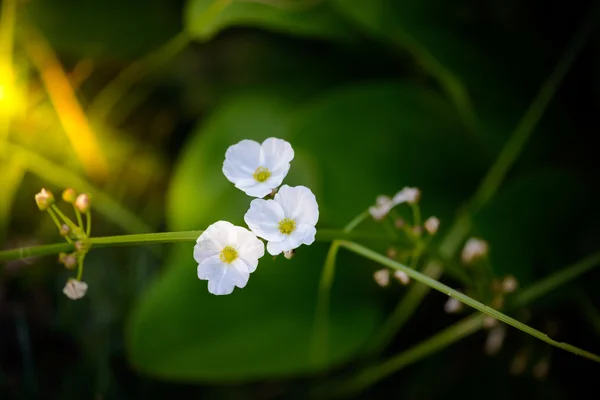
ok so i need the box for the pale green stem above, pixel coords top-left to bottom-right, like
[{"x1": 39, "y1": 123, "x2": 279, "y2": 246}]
[
  {"x1": 338, "y1": 241, "x2": 600, "y2": 363},
  {"x1": 85, "y1": 211, "x2": 92, "y2": 237},
  {"x1": 0, "y1": 229, "x2": 398, "y2": 263},
  {"x1": 73, "y1": 205, "x2": 84, "y2": 233},
  {"x1": 335, "y1": 249, "x2": 600, "y2": 395},
  {"x1": 50, "y1": 205, "x2": 80, "y2": 234},
  {"x1": 364, "y1": 261, "x2": 442, "y2": 357},
  {"x1": 76, "y1": 255, "x2": 83, "y2": 281},
  {"x1": 46, "y1": 208, "x2": 73, "y2": 244}
]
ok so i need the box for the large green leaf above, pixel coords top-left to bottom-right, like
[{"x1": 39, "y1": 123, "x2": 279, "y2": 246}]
[
  {"x1": 184, "y1": 0, "x2": 356, "y2": 42},
  {"x1": 127, "y1": 82, "x2": 487, "y2": 381}
]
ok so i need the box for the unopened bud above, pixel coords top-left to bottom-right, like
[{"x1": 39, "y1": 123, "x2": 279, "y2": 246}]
[
  {"x1": 74, "y1": 193, "x2": 91, "y2": 213},
  {"x1": 510, "y1": 349, "x2": 529, "y2": 375},
  {"x1": 502, "y1": 275, "x2": 518, "y2": 293},
  {"x1": 59, "y1": 253, "x2": 77, "y2": 269},
  {"x1": 62, "y1": 188, "x2": 77, "y2": 203},
  {"x1": 386, "y1": 247, "x2": 397, "y2": 259},
  {"x1": 59, "y1": 224, "x2": 71, "y2": 237},
  {"x1": 283, "y1": 249, "x2": 295, "y2": 260},
  {"x1": 484, "y1": 325, "x2": 506, "y2": 355},
  {"x1": 35, "y1": 188, "x2": 55, "y2": 211},
  {"x1": 373, "y1": 269, "x2": 390, "y2": 287},
  {"x1": 424, "y1": 216, "x2": 440, "y2": 235},
  {"x1": 461, "y1": 237, "x2": 489, "y2": 264},
  {"x1": 75, "y1": 240, "x2": 90, "y2": 253},
  {"x1": 63, "y1": 279, "x2": 88, "y2": 300},
  {"x1": 393, "y1": 270, "x2": 410, "y2": 285},
  {"x1": 444, "y1": 297, "x2": 463, "y2": 313},
  {"x1": 483, "y1": 315, "x2": 498, "y2": 329},
  {"x1": 393, "y1": 187, "x2": 421, "y2": 205}
]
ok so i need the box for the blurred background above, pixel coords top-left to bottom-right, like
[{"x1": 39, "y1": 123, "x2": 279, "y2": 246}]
[{"x1": 1, "y1": 0, "x2": 600, "y2": 398}]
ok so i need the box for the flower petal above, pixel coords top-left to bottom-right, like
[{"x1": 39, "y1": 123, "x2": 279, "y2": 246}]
[
  {"x1": 223, "y1": 139, "x2": 261, "y2": 185},
  {"x1": 244, "y1": 199, "x2": 286, "y2": 241},
  {"x1": 234, "y1": 226, "x2": 265, "y2": 273},
  {"x1": 261, "y1": 137, "x2": 294, "y2": 172},
  {"x1": 194, "y1": 221, "x2": 236, "y2": 264},
  {"x1": 239, "y1": 182, "x2": 276, "y2": 198},
  {"x1": 265, "y1": 224, "x2": 316, "y2": 255},
  {"x1": 205, "y1": 259, "x2": 250, "y2": 295},
  {"x1": 274, "y1": 185, "x2": 319, "y2": 225}
]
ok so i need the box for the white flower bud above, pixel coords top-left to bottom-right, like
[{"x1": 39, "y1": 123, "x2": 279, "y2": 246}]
[
  {"x1": 75, "y1": 193, "x2": 92, "y2": 213},
  {"x1": 373, "y1": 269, "x2": 390, "y2": 287},
  {"x1": 283, "y1": 249, "x2": 295, "y2": 259},
  {"x1": 461, "y1": 237, "x2": 489, "y2": 264},
  {"x1": 444, "y1": 297, "x2": 463, "y2": 313},
  {"x1": 63, "y1": 279, "x2": 88, "y2": 300},
  {"x1": 424, "y1": 216, "x2": 440, "y2": 235},
  {"x1": 502, "y1": 275, "x2": 518, "y2": 293},
  {"x1": 392, "y1": 187, "x2": 420, "y2": 205},
  {"x1": 484, "y1": 325, "x2": 506, "y2": 355},
  {"x1": 35, "y1": 188, "x2": 55, "y2": 210},
  {"x1": 483, "y1": 315, "x2": 498, "y2": 329},
  {"x1": 393, "y1": 270, "x2": 410, "y2": 285}
]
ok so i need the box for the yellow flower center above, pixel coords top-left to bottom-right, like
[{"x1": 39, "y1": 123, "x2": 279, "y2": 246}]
[
  {"x1": 253, "y1": 166, "x2": 271, "y2": 183},
  {"x1": 219, "y1": 246, "x2": 238, "y2": 264},
  {"x1": 278, "y1": 218, "x2": 296, "y2": 235}
]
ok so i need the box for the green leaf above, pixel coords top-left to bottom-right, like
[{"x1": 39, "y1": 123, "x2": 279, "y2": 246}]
[
  {"x1": 184, "y1": 0, "x2": 356, "y2": 42},
  {"x1": 26, "y1": 0, "x2": 181, "y2": 59},
  {"x1": 127, "y1": 82, "x2": 487, "y2": 381}
]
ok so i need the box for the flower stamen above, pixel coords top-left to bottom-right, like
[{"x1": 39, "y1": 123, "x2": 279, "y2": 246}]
[
  {"x1": 219, "y1": 245, "x2": 238, "y2": 264},
  {"x1": 278, "y1": 218, "x2": 296, "y2": 235},
  {"x1": 252, "y1": 167, "x2": 271, "y2": 183}
]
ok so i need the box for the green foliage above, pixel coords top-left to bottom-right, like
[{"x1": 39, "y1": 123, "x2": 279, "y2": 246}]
[
  {"x1": 184, "y1": 0, "x2": 356, "y2": 42},
  {"x1": 127, "y1": 82, "x2": 487, "y2": 380}
]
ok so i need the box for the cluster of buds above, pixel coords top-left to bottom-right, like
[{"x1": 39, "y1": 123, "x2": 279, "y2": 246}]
[
  {"x1": 373, "y1": 268, "x2": 411, "y2": 287},
  {"x1": 368, "y1": 187, "x2": 421, "y2": 221},
  {"x1": 35, "y1": 188, "x2": 93, "y2": 300}
]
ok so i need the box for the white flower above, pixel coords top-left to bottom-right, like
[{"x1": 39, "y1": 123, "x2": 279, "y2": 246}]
[
  {"x1": 194, "y1": 221, "x2": 265, "y2": 295},
  {"x1": 222, "y1": 137, "x2": 294, "y2": 198},
  {"x1": 392, "y1": 187, "x2": 420, "y2": 205},
  {"x1": 244, "y1": 185, "x2": 318, "y2": 256},
  {"x1": 461, "y1": 237, "x2": 489, "y2": 264},
  {"x1": 63, "y1": 279, "x2": 88, "y2": 300}
]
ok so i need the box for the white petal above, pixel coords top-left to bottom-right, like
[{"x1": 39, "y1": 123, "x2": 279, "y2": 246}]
[
  {"x1": 265, "y1": 224, "x2": 315, "y2": 255},
  {"x1": 222, "y1": 139, "x2": 261, "y2": 185},
  {"x1": 239, "y1": 182, "x2": 276, "y2": 198},
  {"x1": 233, "y1": 226, "x2": 265, "y2": 273},
  {"x1": 244, "y1": 199, "x2": 286, "y2": 241},
  {"x1": 206, "y1": 259, "x2": 250, "y2": 295},
  {"x1": 274, "y1": 185, "x2": 319, "y2": 225},
  {"x1": 197, "y1": 254, "x2": 226, "y2": 281},
  {"x1": 261, "y1": 138, "x2": 294, "y2": 172},
  {"x1": 194, "y1": 221, "x2": 235, "y2": 264}
]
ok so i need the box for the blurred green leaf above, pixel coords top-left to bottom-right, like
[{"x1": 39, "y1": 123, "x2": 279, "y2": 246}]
[
  {"x1": 26, "y1": 0, "x2": 181, "y2": 59},
  {"x1": 127, "y1": 82, "x2": 488, "y2": 381},
  {"x1": 184, "y1": 0, "x2": 356, "y2": 42}
]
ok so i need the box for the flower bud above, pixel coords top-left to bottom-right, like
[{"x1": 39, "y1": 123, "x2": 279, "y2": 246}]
[
  {"x1": 424, "y1": 216, "x2": 440, "y2": 235},
  {"x1": 60, "y1": 253, "x2": 77, "y2": 269},
  {"x1": 35, "y1": 188, "x2": 55, "y2": 211},
  {"x1": 75, "y1": 240, "x2": 90, "y2": 253},
  {"x1": 62, "y1": 188, "x2": 77, "y2": 203},
  {"x1": 484, "y1": 325, "x2": 506, "y2": 355},
  {"x1": 461, "y1": 237, "x2": 489, "y2": 264},
  {"x1": 283, "y1": 249, "x2": 295, "y2": 260},
  {"x1": 373, "y1": 269, "x2": 390, "y2": 287},
  {"x1": 444, "y1": 297, "x2": 463, "y2": 313},
  {"x1": 502, "y1": 275, "x2": 518, "y2": 293},
  {"x1": 393, "y1": 187, "x2": 421, "y2": 205},
  {"x1": 74, "y1": 193, "x2": 91, "y2": 213},
  {"x1": 393, "y1": 270, "x2": 410, "y2": 285},
  {"x1": 63, "y1": 279, "x2": 88, "y2": 300},
  {"x1": 59, "y1": 224, "x2": 71, "y2": 237}
]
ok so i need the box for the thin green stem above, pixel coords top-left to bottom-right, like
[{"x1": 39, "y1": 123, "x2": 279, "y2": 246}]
[
  {"x1": 50, "y1": 205, "x2": 79, "y2": 233},
  {"x1": 410, "y1": 204, "x2": 421, "y2": 234},
  {"x1": 0, "y1": 229, "x2": 403, "y2": 263},
  {"x1": 339, "y1": 241, "x2": 600, "y2": 363},
  {"x1": 73, "y1": 205, "x2": 84, "y2": 233},
  {"x1": 85, "y1": 211, "x2": 92, "y2": 237},
  {"x1": 364, "y1": 261, "x2": 442, "y2": 357},
  {"x1": 344, "y1": 210, "x2": 370, "y2": 232},
  {"x1": 47, "y1": 208, "x2": 73, "y2": 244},
  {"x1": 76, "y1": 256, "x2": 83, "y2": 281}
]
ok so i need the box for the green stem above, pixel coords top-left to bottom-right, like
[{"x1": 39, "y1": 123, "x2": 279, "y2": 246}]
[
  {"x1": 0, "y1": 229, "x2": 401, "y2": 263},
  {"x1": 85, "y1": 211, "x2": 92, "y2": 237},
  {"x1": 46, "y1": 208, "x2": 72, "y2": 244},
  {"x1": 333, "y1": 247, "x2": 600, "y2": 396},
  {"x1": 339, "y1": 241, "x2": 600, "y2": 363},
  {"x1": 51, "y1": 205, "x2": 79, "y2": 233},
  {"x1": 73, "y1": 205, "x2": 84, "y2": 233},
  {"x1": 76, "y1": 255, "x2": 83, "y2": 281}
]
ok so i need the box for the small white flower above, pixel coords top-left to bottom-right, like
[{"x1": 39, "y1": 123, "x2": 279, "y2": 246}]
[
  {"x1": 194, "y1": 221, "x2": 265, "y2": 295},
  {"x1": 501, "y1": 275, "x2": 518, "y2": 293},
  {"x1": 392, "y1": 187, "x2": 420, "y2": 205},
  {"x1": 461, "y1": 237, "x2": 489, "y2": 264},
  {"x1": 63, "y1": 279, "x2": 88, "y2": 300},
  {"x1": 424, "y1": 216, "x2": 440, "y2": 235},
  {"x1": 223, "y1": 137, "x2": 294, "y2": 198},
  {"x1": 393, "y1": 270, "x2": 410, "y2": 285},
  {"x1": 373, "y1": 269, "x2": 390, "y2": 287},
  {"x1": 244, "y1": 185, "x2": 318, "y2": 256},
  {"x1": 484, "y1": 325, "x2": 506, "y2": 355}
]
